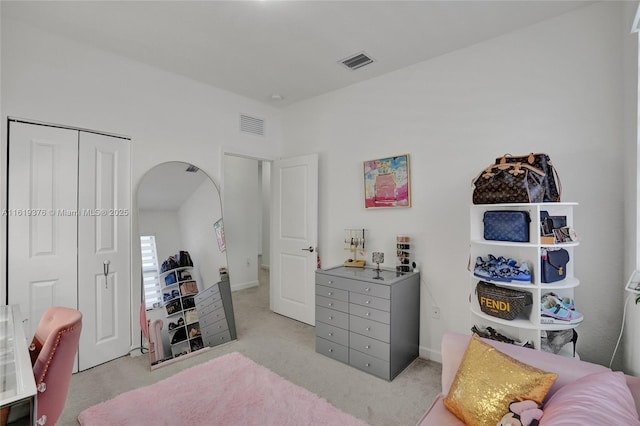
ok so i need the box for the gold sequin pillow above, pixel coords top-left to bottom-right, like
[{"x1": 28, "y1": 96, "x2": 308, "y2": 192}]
[{"x1": 443, "y1": 335, "x2": 557, "y2": 426}]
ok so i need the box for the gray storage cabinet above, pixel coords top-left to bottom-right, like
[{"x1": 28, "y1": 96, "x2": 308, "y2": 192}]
[
  {"x1": 195, "y1": 280, "x2": 237, "y2": 348},
  {"x1": 315, "y1": 266, "x2": 420, "y2": 380}
]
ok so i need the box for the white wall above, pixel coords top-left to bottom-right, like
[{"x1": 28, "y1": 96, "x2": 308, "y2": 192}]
[
  {"x1": 261, "y1": 161, "x2": 272, "y2": 268},
  {"x1": 178, "y1": 178, "x2": 226, "y2": 290},
  {"x1": 223, "y1": 155, "x2": 260, "y2": 290},
  {"x1": 282, "y1": 2, "x2": 627, "y2": 366},
  {"x1": 0, "y1": 17, "x2": 282, "y2": 346},
  {"x1": 623, "y1": 1, "x2": 640, "y2": 374},
  {"x1": 138, "y1": 210, "x2": 183, "y2": 262}
]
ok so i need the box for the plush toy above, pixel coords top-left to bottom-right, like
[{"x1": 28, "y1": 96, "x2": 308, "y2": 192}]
[{"x1": 497, "y1": 400, "x2": 543, "y2": 426}]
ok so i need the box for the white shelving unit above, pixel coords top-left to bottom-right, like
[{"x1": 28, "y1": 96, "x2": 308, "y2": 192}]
[
  {"x1": 469, "y1": 202, "x2": 580, "y2": 357},
  {"x1": 159, "y1": 266, "x2": 204, "y2": 357}
]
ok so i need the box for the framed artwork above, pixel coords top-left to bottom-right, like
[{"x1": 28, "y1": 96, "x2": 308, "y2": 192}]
[
  {"x1": 214, "y1": 218, "x2": 226, "y2": 252},
  {"x1": 364, "y1": 154, "x2": 411, "y2": 208}
]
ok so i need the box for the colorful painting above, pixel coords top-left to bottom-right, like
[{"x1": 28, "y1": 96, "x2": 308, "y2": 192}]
[{"x1": 364, "y1": 154, "x2": 411, "y2": 208}]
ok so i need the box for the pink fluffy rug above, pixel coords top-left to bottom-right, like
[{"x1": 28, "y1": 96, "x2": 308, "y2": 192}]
[{"x1": 78, "y1": 352, "x2": 367, "y2": 425}]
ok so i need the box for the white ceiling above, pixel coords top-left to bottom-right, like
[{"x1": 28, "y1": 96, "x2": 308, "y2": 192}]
[
  {"x1": 3, "y1": 1, "x2": 592, "y2": 108},
  {"x1": 137, "y1": 162, "x2": 210, "y2": 211}
]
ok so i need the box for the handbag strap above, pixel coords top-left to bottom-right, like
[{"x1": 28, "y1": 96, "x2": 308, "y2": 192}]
[{"x1": 474, "y1": 162, "x2": 546, "y2": 182}]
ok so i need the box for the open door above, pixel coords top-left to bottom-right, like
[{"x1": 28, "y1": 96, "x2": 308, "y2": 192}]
[{"x1": 270, "y1": 153, "x2": 318, "y2": 325}]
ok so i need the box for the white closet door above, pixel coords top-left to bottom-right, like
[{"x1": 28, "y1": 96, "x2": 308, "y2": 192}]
[
  {"x1": 7, "y1": 122, "x2": 79, "y2": 337},
  {"x1": 77, "y1": 131, "x2": 131, "y2": 370}
]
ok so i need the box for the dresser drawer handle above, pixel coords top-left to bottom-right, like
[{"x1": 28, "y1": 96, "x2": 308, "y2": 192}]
[
  {"x1": 365, "y1": 345, "x2": 370, "y2": 349},
  {"x1": 365, "y1": 300, "x2": 370, "y2": 304},
  {"x1": 327, "y1": 280, "x2": 334, "y2": 284},
  {"x1": 329, "y1": 348, "x2": 333, "y2": 353},
  {"x1": 328, "y1": 332, "x2": 333, "y2": 336},
  {"x1": 364, "y1": 287, "x2": 371, "y2": 292},
  {"x1": 365, "y1": 327, "x2": 371, "y2": 331},
  {"x1": 329, "y1": 316, "x2": 333, "y2": 320},
  {"x1": 327, "y1": 292, "x2": 333, "y2": 296},
  {"x1": 328, "y1": 303, "x2": 333, "y2": 307},
  {"x1": 365, "y1": 312, "x2": 370, "y2": 316},
  {"x1": 365, "y1": 363, "x2": 371, "y2": 367}
]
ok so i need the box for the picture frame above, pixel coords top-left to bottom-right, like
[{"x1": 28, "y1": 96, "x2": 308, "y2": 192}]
[
  {"x1": 364, "y1": 154, "x2": 411, "y2": 208},
  {"x1": 213, "y1": 218, "x2": 226, "y2": 252}
]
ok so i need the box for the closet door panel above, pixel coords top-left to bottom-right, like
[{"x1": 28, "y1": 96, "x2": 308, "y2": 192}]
[
  {"x1": 7, "y1": 122, "x2": 78, "y2": 337},
  {"x1": 77, "y1": 131, "x2": 131, "y2": 371}
]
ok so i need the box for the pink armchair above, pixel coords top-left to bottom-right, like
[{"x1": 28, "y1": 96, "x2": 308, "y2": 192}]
[{"x1": 30, "y1": 307, "x2": 82, "y2": 425}]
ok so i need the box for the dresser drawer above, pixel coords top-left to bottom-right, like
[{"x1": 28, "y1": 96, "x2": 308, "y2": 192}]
[
  {"x1": 199, "y1": 306, "x2": 226, "y2": 327},
  {"x1": 195, "y1": 291, "x2": 222, "y2": 310},
  {"x1": 350, "y1": 315, "x2": 390, "y2": 343},
  {"x1": 201, "y1": 317, "x2": 229, "y2": 338},
  {"x1": 349, "y1": 303, "x2": 390, "y2": 324},
  {"x1": 316, "y1": 337, "x2": 349, "y2": 364},
  {"x1": 316, "y1": 321, "x2": 349, "y2": 346},
  {"x1": 350, "y1": 292, "x2": 390, "y2": 312},
  {"x1": 347, "y1": 281, "x2": 390, "y2": 299},
  {"x1": 316, "y1": 295, "x2": 349, "y2": 313},
  {"x1": 316, "y1": 274, "x2": 350, "y2": 290},
  {"x1": 198, "y1": 298, "x2": 224, "y2": 317},
  {"x1": 349, "y1": 349, "x2": 390, "y2": 380},
  {"x1": 195, "y1": 285, "x2": 220, "y2": 304},
  {"x1": 315, "y1": 284, "x2": 348, "y2": 302},
  {"x1": 316, "y1": 306, "x2": 349, "y2": 329},
  {"x1": 350, "y1": 332, "x2": 390, "y2": 361},
  {"x1": 203, "y1": 330, "x2": 232, "y2": 348}
]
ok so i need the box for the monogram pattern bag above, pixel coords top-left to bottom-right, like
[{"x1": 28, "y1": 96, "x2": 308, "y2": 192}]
[
  {"x1": 483, "y1": 211, "x2": 531, "y2": 242},
  {"x1": 495, "y1": 153, "x2": 561, "y2": 202},
  {"x1": 476, "y1": 281, "x2": 533, "y2": 320},
  {"x1": 472, "y1": 162, "x2": 545, "y2": 204}
]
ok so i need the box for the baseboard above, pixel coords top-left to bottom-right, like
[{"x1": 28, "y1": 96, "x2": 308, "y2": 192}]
[
  {"x1": 419, "y1": 344, "x2": 442, "y2": 364},
  {"x1": 232, "y1": 280, "x2": 259, "y2": 291}
]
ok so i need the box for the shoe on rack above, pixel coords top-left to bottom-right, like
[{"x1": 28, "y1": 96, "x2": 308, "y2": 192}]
[
  {"x1": 542, "y1": 292, "x2": 574, "y2": 310},
  {"x1": 541, "y1": 295, "x2": 583, "y2": 323},
  {"x1": 473, "y1": 256, "x2": 508, "y2": 282}
]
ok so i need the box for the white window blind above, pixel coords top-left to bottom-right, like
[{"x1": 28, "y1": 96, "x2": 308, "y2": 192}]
[{"x1": 141, "y1": 235, "x2": 161, "y2": 310}]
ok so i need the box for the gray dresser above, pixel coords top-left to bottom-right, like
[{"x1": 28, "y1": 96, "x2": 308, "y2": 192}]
[
  {"x1": 195, "y1": 279, "x2": 237, "y2": 348},
  {"x1": 315, "y1": 266, "x2": 420, "y2": 380}
]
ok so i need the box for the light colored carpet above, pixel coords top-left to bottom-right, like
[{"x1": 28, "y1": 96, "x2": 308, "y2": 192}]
[
  {"x1": 78, "y1": 351, "x2": 367, "y2": 426},
  {"x1": 60, "y1": 267, "x2": 442, "y2": 426}
]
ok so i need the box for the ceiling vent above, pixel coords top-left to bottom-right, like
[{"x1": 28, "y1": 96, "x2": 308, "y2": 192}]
[
  {"x1": 340, "y1": 51, "x2": 375, "y2": 71},
  {"x1": 185, "y1": 164, "x2": 199, "y2": 173},
  {"x1": 240, "y1": 114, "x2": 265, "y2": 137}
]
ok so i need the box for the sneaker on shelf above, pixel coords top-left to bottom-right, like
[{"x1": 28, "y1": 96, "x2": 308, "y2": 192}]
[
  {"x1": 542, "y1": 292, "x2": 575, "y2": 310},
  {"x1": 541, "y1": 295, "x2": 583, "y2": 323}
]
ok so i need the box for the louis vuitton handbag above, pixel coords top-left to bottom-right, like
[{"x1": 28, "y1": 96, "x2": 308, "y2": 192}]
[
  {"x1": 472, "y1": 162, "x2": 545, "y2": 204},
  {"x1": 495, "y1": 153, "x2": 561, "y2": 202}
]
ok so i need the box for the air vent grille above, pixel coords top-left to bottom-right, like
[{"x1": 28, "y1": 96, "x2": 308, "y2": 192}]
[
  {"x1": 240, "y1": 114, "x2": 265, "y2": 136},
  {"x1": 340, "y1": 52, "x2": 375, "y2": 70}
]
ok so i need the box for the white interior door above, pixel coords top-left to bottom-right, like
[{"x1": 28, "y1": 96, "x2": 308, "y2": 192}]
[
  {"x1": 270, "y1": 153, "x2": 318, "y2": 325},
  {"x1": 78, "y1": 131, "x2": 131, "y2": 370},
  {"x1": 7, "y1": 122, "x2": 79, "y2": 337}
]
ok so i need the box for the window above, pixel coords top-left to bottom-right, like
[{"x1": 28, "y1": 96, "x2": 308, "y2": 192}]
[{"x1": 140, "y1": 235, "x2": 161, "y2": 310}]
